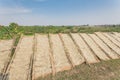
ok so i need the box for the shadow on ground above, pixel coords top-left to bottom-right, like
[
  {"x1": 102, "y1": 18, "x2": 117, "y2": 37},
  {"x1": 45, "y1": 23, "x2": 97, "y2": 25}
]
[{"x1": 0, "y1": 73, "x2": 9, "y2": 80}]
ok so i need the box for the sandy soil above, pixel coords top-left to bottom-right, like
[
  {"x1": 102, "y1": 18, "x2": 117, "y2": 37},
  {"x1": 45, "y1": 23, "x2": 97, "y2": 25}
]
[
  {"x1": 33, "y1": 34, "x2": 52, "y2": 79},
  {"x1": 89, "y1": 34, "x2": 119, "y2": 59},
  {"x1": 8, "y1": 36, "x2": 34, "y2": 80},
  {"x1": 71, "y1": 33, "x2": 99, "y2": 64},
  {"x1": 80, "y1": 33, "x2": 110, "y2": 60}
]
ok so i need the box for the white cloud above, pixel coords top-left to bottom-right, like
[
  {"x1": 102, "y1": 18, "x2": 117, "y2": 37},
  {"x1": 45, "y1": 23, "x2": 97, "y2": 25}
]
[
  {"x1": 0, "y1": 5, "x2": 120, "y2": 26},
  {"x1": 0, "y1": 7, "x2": 31, "y2": 14},
  {"x1": 1, "y1": 10, "x2": 120, "y2": 26}
]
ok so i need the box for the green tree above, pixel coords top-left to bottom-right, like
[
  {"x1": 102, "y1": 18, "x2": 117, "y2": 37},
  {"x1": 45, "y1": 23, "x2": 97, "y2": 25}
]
[{"x1": 8, "y1": 23, "x2": 23, "y2": 38}]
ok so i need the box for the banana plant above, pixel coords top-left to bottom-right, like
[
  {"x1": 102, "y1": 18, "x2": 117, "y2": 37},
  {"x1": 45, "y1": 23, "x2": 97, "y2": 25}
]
[{"x1": 0, "y1": 23, "x2": 23, "y2": 39}]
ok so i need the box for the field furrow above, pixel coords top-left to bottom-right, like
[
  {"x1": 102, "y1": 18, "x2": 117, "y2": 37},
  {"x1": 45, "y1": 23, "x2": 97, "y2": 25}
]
[
  {"x1": 113, "y1": 32, "x2": 120, "y2": 38},
  {"x1": 95, "y1": 32, "x2": 120, "y2": 56},
  {"x1": 89, "y1": 34, "x2": 119, "y2": 59},
  {"x1": 60, "y1": 34, "x2": 85, "y2": 66},
  {"x1": 6, "y1": 36, "x2": 34, "y2": 80},
  {"x1": 33, "y1": 34, "x2": 52, "y2": 80},
  {"x1": 80, "y1": 33, "x2": 110, "y2": 61},
  {"x1": 0, "y1": 39, "x2": 14, "y2": 79},
  {"x1": 1, "y1": 32, "x2": 120, "y2": 80},
  {"x1": 70, "y1": 33, "x2": 99, "y2": 64},
  {"x1": 50, "y1": 34, "x2": 71, "y2": 72},
  {"x1": 110, "y1": 33, "x2": 120, "y2": 42},
  {"x1": 103, "y1": 33, "x2": 120, "y2": 48}
]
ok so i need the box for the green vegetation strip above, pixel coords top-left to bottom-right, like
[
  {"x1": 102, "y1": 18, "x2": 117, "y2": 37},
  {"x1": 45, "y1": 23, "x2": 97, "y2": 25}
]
[{"x1": 1, "y1": 23, "x2": 120, "y2": 40}]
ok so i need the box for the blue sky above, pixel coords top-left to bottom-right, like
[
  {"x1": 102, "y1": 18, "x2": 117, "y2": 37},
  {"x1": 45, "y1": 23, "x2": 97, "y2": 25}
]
[{"x1": 0, "y1": 0, "x2": 120, "y2": 25}]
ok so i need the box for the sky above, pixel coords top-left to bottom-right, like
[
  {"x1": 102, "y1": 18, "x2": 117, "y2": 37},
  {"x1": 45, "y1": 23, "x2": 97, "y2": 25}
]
[{"x1": 0, "y1": 0, "x2": 120, "y2": 26}]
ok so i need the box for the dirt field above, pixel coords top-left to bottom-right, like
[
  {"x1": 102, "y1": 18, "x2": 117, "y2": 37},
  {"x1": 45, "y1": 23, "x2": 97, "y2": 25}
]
[{"x1": 0, "y1": 32, "x2": 120, "y2": 80}]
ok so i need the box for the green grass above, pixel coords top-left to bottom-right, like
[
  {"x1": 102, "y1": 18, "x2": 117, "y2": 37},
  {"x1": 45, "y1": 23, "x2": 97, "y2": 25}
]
[
  {"x1": 0, "y1": 25, "x2": 120, "y2": 39},
  {"x1": 36, "y1": 59, "x2": 120, "y2": 80}
]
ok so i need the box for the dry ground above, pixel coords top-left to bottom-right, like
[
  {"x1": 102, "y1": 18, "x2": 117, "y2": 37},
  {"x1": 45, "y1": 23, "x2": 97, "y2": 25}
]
[{"x1": 0, "y1": 32, "x2": 120, "y2": 80}]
